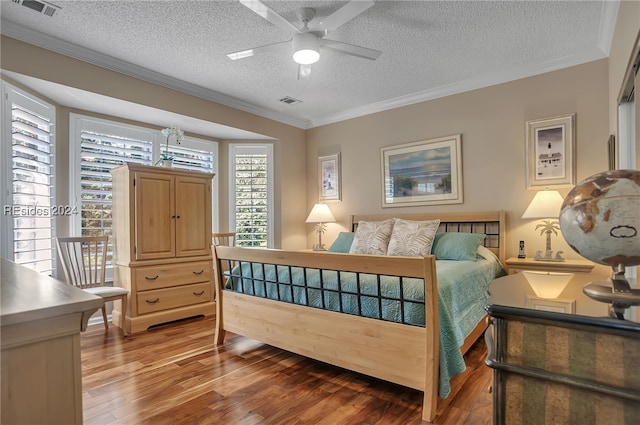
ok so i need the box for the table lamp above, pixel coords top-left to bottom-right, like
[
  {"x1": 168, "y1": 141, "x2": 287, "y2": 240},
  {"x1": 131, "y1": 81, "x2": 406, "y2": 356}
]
[
  {"x1": 305, "y1": 203, "x2": 335, "y2": 251},
  {"x1": 522, "y1": 189, "x2": 565, "y2": 261}
]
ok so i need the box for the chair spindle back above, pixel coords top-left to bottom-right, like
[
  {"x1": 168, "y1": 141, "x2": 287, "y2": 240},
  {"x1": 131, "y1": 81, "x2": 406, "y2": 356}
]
[{"x1": 56, "y1": 236, "x2": 108, "y2": 289}]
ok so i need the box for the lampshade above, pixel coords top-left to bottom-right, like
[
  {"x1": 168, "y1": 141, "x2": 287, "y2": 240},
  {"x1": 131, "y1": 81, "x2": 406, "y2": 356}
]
[
  {"x1": 523, "y1": 271, "x2": 573, "y2": 298},
  {"x1": 293, "y1": 33, "x2": 320, "y2": 65},
  {"x1": 522, "y1": 189, "x2": 564, "y2": 219},
  {"x1": 305, "y1": 203, "x2": 335, "y2": 224}
]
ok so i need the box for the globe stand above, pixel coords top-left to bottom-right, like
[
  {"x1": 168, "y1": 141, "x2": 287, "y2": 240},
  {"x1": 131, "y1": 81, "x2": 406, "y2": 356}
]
[{"x1": 583, "y1": 265, "x2": 640, "y2": 320}]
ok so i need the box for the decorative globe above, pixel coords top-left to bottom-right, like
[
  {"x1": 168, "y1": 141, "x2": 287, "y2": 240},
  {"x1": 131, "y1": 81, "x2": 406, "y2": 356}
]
[{"x1": 559, "y1": 169, "x2": 640, "y2": 269}]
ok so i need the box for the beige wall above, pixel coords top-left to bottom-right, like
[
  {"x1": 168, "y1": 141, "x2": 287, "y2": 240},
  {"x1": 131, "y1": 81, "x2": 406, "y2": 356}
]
[
  {"x1": 306, "y1": 59, "x2": 611, "y2": 264},
  {"x1": 1, "y1": 36, "x2": 307, "y2": 249}
]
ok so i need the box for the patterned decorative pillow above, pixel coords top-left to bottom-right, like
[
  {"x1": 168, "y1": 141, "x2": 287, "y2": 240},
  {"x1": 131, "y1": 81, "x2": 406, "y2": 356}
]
[
  {"x1": 387, "y1": 218, "x2": 441, "y2": 257},
  {"x1": 349, "y1": 218, "x2": 395, "y2": 255}
]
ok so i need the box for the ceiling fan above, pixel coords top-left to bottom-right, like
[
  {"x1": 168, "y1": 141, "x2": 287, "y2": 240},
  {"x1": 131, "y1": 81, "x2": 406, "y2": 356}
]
[{"x1": 228, "y1": 0, "x2": 382, "y2": 79}]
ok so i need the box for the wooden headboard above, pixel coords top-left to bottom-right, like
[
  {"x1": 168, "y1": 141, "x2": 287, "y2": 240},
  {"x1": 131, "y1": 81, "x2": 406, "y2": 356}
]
[{"x1": 350, "y1": 210, "x2": 506, "y2": 264}]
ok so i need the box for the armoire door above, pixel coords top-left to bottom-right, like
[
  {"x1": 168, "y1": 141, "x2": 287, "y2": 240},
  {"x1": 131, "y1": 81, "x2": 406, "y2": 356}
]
[
  {"x1": 134, "y1": 171, "x2": 175, "y2": 260},
  {"x1": 175, "y1": 175, "x2": 212, "y2": 257}
]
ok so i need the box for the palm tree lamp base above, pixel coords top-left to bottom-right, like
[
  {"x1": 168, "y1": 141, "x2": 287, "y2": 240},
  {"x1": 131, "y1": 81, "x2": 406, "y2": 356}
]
[{"x1": 533, "y1": 230, "x2": 565, "y2": 261}]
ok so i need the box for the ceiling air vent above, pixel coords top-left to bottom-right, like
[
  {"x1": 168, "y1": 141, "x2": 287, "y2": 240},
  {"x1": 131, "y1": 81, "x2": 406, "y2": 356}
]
[
  {"x1": 12, "y1": 0, "x2": 61, "y2": 17},
  {"x1": 278, "y1": 96, "x2": 302, "y2": 105}
]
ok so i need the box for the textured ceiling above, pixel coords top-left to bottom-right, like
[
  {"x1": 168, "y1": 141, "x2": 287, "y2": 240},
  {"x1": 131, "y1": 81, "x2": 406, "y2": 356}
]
[{"x1": 0, "y1": 0, "x2": 617, "y2": 132}]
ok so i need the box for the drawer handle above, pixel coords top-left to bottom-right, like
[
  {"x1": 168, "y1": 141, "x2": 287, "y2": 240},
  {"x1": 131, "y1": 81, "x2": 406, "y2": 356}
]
[
  {"x1": 145, "y1": 275, "x2": 159, "y2": 281},
  {"x1": 192, "y1": 270, "x2": 204, "y2": 275},
  {"x1": 193, "y1": 290, "x2": 205, "y2": 296},
  {"x1": 145, "y1": 298, "x2": 160, "y2": 304}
]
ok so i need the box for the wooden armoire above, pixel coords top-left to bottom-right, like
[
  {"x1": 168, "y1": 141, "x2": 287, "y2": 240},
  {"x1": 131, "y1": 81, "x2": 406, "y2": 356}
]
[{"x1": 111, "y1": 164, "x2": 215, "y2": 334}]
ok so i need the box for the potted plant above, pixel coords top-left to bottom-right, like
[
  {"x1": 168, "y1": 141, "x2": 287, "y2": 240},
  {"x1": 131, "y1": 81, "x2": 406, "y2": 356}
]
[{"x1": 157, "y1": 125, "x2": 184, "y2": 166}]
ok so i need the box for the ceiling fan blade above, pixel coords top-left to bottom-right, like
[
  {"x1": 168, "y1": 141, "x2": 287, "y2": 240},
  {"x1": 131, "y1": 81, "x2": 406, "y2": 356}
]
[
  {"x1": 321, "y1": 39, "x2": 382, "y2": 61},
  {"x1": 239, "y1": 0, "x2": 300, "y2": 34},
  {"x1": 317, "y1": 0, "x2": 374, "y2": 31},
  {"x1": 227, "y1": 40, "x2": 290, "y2": 60}
]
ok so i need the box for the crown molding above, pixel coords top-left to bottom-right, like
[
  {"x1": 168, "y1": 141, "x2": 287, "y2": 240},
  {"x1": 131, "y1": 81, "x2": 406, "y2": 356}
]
[
  {"x1": 597, "y1": 0, "x2": 620, "y2": 55},
  {"x1": 309, "y1": 47, "x2": 609, "y2": 128},
  {"x1": 0, "y1": 20, "x2": 312, "y2": 130}
]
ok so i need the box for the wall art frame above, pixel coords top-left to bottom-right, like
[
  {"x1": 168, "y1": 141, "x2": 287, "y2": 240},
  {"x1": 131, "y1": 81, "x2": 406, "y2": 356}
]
[
  {"x1": 318, "y1": 153, "x2": 341, "y2": 201},
  {"x1": 607, "y1": 134, "x2": 616, "y2": 170},
  {"x1": 381, "y1": 134, "x2": 463, "y2": 208},
  {"x1": 525, "y1": 114, "x2": 575, "y2": 189}
]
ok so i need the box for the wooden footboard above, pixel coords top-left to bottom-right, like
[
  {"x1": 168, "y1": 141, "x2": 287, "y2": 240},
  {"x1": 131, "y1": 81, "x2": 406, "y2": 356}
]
[
  {"x1": 213, "y1": 247, "x2": 440, "y2": 422},
  {"x1": 212, "y1": 210, "x2": 505, "y2": 422}
]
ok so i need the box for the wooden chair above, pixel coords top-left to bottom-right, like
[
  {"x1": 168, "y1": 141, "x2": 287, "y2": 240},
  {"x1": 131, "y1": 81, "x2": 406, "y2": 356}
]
[
  {"x1": 212, "y1": 233, "x2": 236, "y2": 279},
  {"x1": 56, "y1": 235, "x2": 129, "y2": 336},
  {"x1": 212, "y1": 232, "x2": 236, "y2": 247}
]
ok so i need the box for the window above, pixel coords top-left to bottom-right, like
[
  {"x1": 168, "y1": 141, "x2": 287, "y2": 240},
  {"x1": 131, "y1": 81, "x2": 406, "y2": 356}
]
[
  {"x1": 70, "y1": 115, "x2": 218, "y2": 244},
  {"x1": 70, "y1": 115, "x2": 155, "y2": 241},
  {"x1": 163, "y1": 138, "x2": 215, "y2": 174},
  {"x1": 1, "y1": 83, "x2": 56, "y2": 274},
  {"x1": 229, "y1": 144, "x2": 274, "y2": 248}
]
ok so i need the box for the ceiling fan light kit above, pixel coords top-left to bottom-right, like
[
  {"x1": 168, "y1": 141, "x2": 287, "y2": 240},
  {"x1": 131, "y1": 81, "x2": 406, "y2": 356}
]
[
  {"x1": 231, "y1": 0, "x2": 380, "y2": 75},
  {"x1": 292, "y1": 33, "x2": 320, "y2": 65}
]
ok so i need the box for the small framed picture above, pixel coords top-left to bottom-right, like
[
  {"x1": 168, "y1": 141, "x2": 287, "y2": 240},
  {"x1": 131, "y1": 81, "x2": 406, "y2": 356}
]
[
  {"x1": 318, "y1": 153, "x2": 341, "y2": 201},
  {"x1": 381, "y1": 134, "x2": 463, "y2": 208},
  {"x1": 525, "y1": 114, "x2": 575, "y2": 189},
  {"x1": 526, "y1": 295, "x2": 575, "y2": 314}
]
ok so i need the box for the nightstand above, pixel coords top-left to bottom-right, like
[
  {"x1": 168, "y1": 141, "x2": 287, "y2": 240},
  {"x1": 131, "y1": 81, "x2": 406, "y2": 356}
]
[
  {"x1": 505, "y1": 257, "x2": 594, "y2": 274},
  {"x1": 485, "y1": 273, "x2": 640, "y2": 423}
]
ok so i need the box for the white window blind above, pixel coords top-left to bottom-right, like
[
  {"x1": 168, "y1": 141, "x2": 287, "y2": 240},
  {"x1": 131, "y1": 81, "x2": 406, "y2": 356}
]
[
  {"x1": 162, "y1": 143, "x2": 214, "y2": 174},
  {"x1": 1, "y1": 83, "x2": 56, "y2": 274},
  {"x1": 229, "y1": 144, "x2": 273, "y2": 248},
  {"x1": 79, "y1": 129, "x2": 153, "y2": 239},
  {"x1": 71, "y1": 115, "x2": 218, "y2": 243}
]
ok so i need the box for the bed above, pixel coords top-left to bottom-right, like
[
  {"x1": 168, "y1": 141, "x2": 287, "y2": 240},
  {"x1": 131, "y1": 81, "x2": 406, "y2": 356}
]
[{"x1": 212, "y1": 211, "x2": 506, "y2": 422}]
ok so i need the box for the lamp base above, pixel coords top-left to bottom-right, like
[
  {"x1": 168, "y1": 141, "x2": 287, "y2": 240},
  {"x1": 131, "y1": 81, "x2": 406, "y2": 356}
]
[
  {"x1": 534, "y1": 250, "x2": 565, "y2": 262},
  {"x1": 312, "y1": 244, "x2": 326, "y2": 251}
]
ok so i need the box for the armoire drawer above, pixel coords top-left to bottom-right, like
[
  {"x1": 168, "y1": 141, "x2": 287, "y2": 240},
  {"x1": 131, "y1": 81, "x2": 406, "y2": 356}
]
[
  {"x1": 134, "y1": 261, "x2": 212, "y2": 291},
  {"x1": 137, "y1": 282, "x2": 212, "y2": 315}
]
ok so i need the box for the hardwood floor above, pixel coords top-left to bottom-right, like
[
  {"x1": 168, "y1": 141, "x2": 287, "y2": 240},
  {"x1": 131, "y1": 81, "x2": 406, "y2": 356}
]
[{"x1": 81, "y1": 316, "x2": 492, "y2": 424}]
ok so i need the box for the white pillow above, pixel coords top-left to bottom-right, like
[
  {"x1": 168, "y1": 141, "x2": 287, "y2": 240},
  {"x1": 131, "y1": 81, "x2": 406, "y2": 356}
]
[
  {"x1": 476, "y1": 244, "x2": 505, "y2": 272},
  {"x1": 349, "y1": 218, "x2": 395, "y2": 255},
  {"x1": 387, "y1": 218, "x2": 440, "y2": 257},
  {"x1": 476, "y1": 245, "x2": 500, "y2": 263}
]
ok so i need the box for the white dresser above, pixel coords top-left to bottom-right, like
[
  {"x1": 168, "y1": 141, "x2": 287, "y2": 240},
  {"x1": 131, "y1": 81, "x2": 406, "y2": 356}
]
[{"x1": 1, "y1": 258, "x2": 102, "y2": 425}]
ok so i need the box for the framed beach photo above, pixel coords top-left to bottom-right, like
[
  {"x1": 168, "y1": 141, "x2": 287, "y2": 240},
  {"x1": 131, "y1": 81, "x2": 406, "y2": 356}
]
[
  {"x1": 526, "y1": 114, "x2": 575, "y2": 189},
  {"x1": 318, "y1": 153, "x2": 341, "y2": 201},
  {"x1": 381, "y1": 134, "x2": 463, "y2": 208}
]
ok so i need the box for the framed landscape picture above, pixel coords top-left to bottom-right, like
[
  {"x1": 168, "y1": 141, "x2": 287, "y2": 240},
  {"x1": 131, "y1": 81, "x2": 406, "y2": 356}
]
[
  {"x1": 318, "y1": 153, "x2": 341, "y2": 201},
  {"x1": 526, "y1": 114, "x2": 575, "y2": 189},
  {"x1": 381, "y1": 134, "x2": 463, "y2": 208}
]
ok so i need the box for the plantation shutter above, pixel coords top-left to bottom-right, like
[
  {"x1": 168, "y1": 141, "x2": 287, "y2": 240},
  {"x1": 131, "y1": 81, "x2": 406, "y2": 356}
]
[
  {"x1": 79, "y1": 130, "x2": 153, "y2": 238},
  {"x1": 163, "y1": 143, "x2": 214, "y2": 173},
  {"x1": 230, "y1": 144, "x2": 273, "y2": 248},
  {"x1": 6, "y1": 86, "x2": 56, "y2": 273}
]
